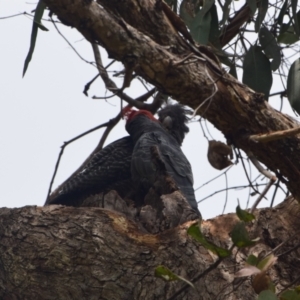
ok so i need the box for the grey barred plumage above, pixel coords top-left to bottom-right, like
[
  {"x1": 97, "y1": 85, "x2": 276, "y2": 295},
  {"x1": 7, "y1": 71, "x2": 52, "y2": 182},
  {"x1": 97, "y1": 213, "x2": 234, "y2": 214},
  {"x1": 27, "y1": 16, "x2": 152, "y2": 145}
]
[
  {"x1": 45, "y1": 104, "x2": 194, "y2": 208},
  {"x1": 126, "y1": 109, "x2": 201, "y2": 216}
]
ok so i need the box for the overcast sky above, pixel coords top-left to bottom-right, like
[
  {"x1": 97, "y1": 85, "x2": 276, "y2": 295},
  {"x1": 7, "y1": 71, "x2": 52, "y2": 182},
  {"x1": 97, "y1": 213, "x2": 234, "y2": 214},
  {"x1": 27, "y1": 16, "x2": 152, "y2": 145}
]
[{"x1": 1, "y1": 2, "x2": 296, "y2": 219}]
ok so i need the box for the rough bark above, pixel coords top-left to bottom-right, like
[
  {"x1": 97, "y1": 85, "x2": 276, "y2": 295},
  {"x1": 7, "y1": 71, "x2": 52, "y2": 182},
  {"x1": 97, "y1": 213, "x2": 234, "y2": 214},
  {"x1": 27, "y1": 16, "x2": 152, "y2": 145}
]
[
  {"x1": 0, "y1": 197, "x2": 299, "y2": 299},
  {"x1": 3, "y1": 0, "x2": 300, "y2": 298}
]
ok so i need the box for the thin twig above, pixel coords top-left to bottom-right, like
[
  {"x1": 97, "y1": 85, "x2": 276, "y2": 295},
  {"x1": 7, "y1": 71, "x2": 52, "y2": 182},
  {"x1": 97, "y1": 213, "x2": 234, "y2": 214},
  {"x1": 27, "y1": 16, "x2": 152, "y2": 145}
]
[
  {"x1": 92, "y1": 43, "x2": 158, "y2": 110},
  {"x1": 277, "y1": 242, "x2": 300, "y2": 259},
  {"x1": 172, "y1": 53, "x2": 202, "y2": 66},
  {"x1": 245, "y1": 151, "x2": 277, "y2": 212},
  {"x1": 222, "y1": 172, "x2": 229, "y2": 214},
  {"x1": 264, "y1": 230, "x2": 300, "y2": 258},
  {"x1": 92, "y1": 43, "x2": 116, "y2": 89},
  {"x1": 250, "y1": 180, "x2": 275, "y2": 213},
  {"x1": 195, "y1": 164, "x2": 233, "y2": 191},
  {"x1": 238, "y1": 149, "x2": 261, "y2": 196},
  {"x1": 270, "y1": 180, "x2": 279, "y2": 207},
  {"x1": 167, "y1": 245, "x2": 234, "y2": 300},
  {"x1": 167, "y1": 258, "x2": 223, "y2": 300},
  {"x1": 0, "y1": 12, "x2": 27, "y2": 19},
  {"x1": 277, "y1": 273, "x2": 300, "y2": 295},
  {"x1": 198, "y1": 119, "x2": 209, "y2": 141},
  {"x1": 83, "y1": 73, "x2": 99, "y2": 96},
  {"x1": 192, "y1": 65, "x2": 218, "y2": 118},
  {"x1": 51, "y1": 16, "x2": 95, "y2": 65},
  {"x1": 198, "y1": 183, "x2": 267, "y2": 203},
  {"x1": 249, "y1": 126, "x2": 300, "y2": 143},
  {"x1": 45, "y1": 121, "x2": 111, "y2": 202},
  {"x1": 83, "y1": 60, "x2": 115, "y2": 96},
  {"x1": 247, "y1": 151, "x2": 277, "y2": 181}
]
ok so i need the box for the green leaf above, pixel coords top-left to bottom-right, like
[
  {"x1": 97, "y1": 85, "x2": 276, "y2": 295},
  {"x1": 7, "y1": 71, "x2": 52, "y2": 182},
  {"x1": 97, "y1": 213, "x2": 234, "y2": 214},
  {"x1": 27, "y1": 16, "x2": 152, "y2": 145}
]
[
  {"x1": 236, "y1": 205, "x2": 255, "y2": 222},
  {"x1": 259, "y1": 27, "x2": 281, "y2": 71},
  {"x1": 246, "y1": 254, "x2": 259, "y2": 266},
  {"x1": 34, "y1": 20, "x2": 49, "y2": 31},
  {"x1": 231, "y1": 222, "x2": 258, "y2": 248},
  {"x1": 277, "y1": 11, "x2": 300, "y2": 45},
  {"x1": 155, "y1": 265, "x2": 180, "y2": 281},
  {"x1": 291, "y1": 0, "x2": 300, "y2": 37},
  {"x1": 287, "y1": 58, "x2": 300, "y2": 114},
  {"x1": 187, "y1": 223, "x2": 231, "y2": 257},
  {"x1": 242, "y1": 45, "x2": 273, "y2": 100},
  {"x1": 154, "y1": 266, "x2": 195, "y2": 288},
  {"x1": 23, "y1": 0, "x2": 47, "y2": 77},
  {"x1": 258, "y1": 290, "x2": 278, "y2": 300},
  {"x1": 256, "y1": 254, "x2": 277, "y2": 272},
  {"x1": 280, "y1": 23, "x2": 292, "y2": 35},
  {"x1": 220, "y1": 0, "x2": 232, "y2": 25},
  {"x1": 255, "y1": 0, "x2": 268, "y2": 32},
  {"x1": 280, "y1": 289, "x2": 300, "y2": 300},
  {"x1": 179, "y1": 0, "x2": 199, "y2": 29},
  {"x1": 277, "y1": 0, "x2": 288, "y2": 25},
  {"x1": 181, "y1": 0, "x2": 216, "y2": 45},
  {"x1": 190, "y1": 10, "x2": 212, "y2": 44},
  {"x1": 246, "y1": 0, "x2": 257, "y2": 15},
  {"x1": 208, "y1": 4, "x2": 221, "y2": 48},
  {"x1": 198, "y1": 0, "x2": 215, "y2": 19},
  {"x1": 278, "y1": 31, "x2": 299, "y2": 44}
]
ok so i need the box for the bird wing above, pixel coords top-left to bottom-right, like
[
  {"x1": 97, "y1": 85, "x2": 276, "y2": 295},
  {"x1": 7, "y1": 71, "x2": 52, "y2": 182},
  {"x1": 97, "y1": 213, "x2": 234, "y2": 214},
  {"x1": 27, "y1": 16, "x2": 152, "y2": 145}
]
[
  {"x1": 46, "y1": 136, "x2": 133, "y2": 206},
  {"x1": 154, "y1": 133, "x2": 194, "y2": 185}
]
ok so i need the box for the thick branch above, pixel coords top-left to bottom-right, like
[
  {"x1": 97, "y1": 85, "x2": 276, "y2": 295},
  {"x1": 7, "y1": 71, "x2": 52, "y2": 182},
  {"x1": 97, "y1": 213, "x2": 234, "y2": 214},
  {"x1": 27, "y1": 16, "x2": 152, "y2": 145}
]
[{"x1": 1, "y1": 197, "x2": 300, "y2": 298}]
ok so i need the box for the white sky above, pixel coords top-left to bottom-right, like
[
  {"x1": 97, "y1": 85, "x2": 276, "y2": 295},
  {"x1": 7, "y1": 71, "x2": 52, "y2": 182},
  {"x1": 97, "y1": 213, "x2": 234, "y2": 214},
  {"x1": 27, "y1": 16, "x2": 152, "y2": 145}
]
[{"x1": 1, "y1": 2, "x2": 297, "y2": 219}]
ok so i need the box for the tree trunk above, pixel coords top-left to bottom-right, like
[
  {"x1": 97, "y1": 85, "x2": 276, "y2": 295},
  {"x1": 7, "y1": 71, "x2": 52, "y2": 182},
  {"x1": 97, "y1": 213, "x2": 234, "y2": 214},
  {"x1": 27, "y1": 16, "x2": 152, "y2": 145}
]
[
  {"x1": 0, "y1": 197, "x2": 299, "y2": 299},
  {"x1": 3, "y1": 0, "x2": 300, "y2": 298}
]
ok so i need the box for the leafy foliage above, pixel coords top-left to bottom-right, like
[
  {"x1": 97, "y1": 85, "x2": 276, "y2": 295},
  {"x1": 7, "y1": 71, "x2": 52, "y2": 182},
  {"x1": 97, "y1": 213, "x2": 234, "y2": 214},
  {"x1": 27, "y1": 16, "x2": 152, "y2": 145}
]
[
  {"x1": 187, "y1": 222, "x2": 231, "y2": 257},
  {"x1": 231, "y1": 221, "x2": 259, "y2": 248},
  {"x1": 242, "y1": 45, "x2": 273, "y2": 100},
  {"x1": 287, "y1": 58, "x2": 300, "y2": 114},
  {"x1": 23, "y1": 0, "x2": 48, "y2": 77},
  {"x1": 154, "y1": 265, "x2": 195, "y2": 288},
  {"x1": 176, "y1": 0, "x2": 300, "y2": 102},
  {"x1": 236, "y1": 205, "x2": 255, "y2": 222}
]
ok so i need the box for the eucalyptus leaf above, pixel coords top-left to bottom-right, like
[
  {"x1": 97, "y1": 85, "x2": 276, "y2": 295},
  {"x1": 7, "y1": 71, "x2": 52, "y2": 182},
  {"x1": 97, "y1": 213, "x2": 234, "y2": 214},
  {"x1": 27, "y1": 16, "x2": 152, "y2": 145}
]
[
  {"x1": 246, "y1": 0, "x2": 257, "y2": 15},
  {"x1": 154, "y1": 266, "x2": 195, "y2": 288},
  {"x1": 231, "y1": 222, "x2": 258, "y2": 248},
  {"x1": 155, "y1": 265, "x2": 178, "y2": 281},
  {"x1": 198, "y1": 0, "x2": 215, "y2": 19},
  {"x1": 246, "y1": 254, "x2": 259, "y2": 266},
  {"x1": 236, "y1": 205, "x2": 255, "y2": 222},
  {"x1": 258, "y1": 290, "x2": 278, "y2": 300},
  {"x1": 278, "y1": 29, "x2": 299, "y2": 45},
  {"x1": 23, "y1": 0, "x2": 47, "y2": 77},
  {"x1": 287, "y1": 58, "x2": 300, "y2": 114},
  {"x1": 255, "y1": 0, "x2": 268, "y2": 32},
  {"x1": 179, "y1": 0, "x2": 196, "y2": 29},
  {"x1": 190, "y1": 10, "x2": 212, "y2": 44},
  {"x1": 187, "y1": 223, "x2": 231, "y2": 257},
  {"x1": 209, "y1": 4, "x2": 221, "y2": 48},
  {"x1": 256, "y1": 254, "x2": 277, "y2": 272},
  {"x1": 34, "y1": 20, "x2": 49, "y2": 31},
  {"x1": 291, "y1": 0, "x2": 300, "y2": 37},
  {"x1": 242, "y1": 45, "x2": 273, "y2": 100},
  {"x1": 259, "y1": 27, "x2": 281, "y2": 71},
  {"x1": 280, "y1": 289, "x2": 300, "y2": 300}
]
